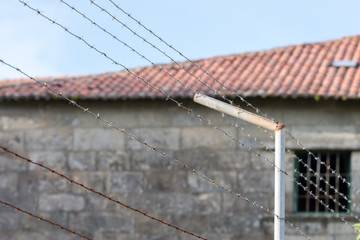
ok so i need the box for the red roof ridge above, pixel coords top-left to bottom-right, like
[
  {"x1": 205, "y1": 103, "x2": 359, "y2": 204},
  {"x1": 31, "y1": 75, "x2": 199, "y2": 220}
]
[{"x1": 1, "y1": 34, "x2": 360, "y2": 101}]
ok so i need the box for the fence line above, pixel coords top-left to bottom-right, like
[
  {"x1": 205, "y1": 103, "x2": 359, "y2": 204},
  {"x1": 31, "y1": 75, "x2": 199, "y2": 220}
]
[
  {"x1": 0, "y1": 146, "x2": 209, "y2": 240},
  {"x1": 104, "y1": 0, "x2": 270, "y2": 120},
  {"x1": 7, "y1": 0, "x2": 357, "y2": 237},
  {"x1": 0, "y1": 199, "x2": 94, "y2": 240},
  {"x1": 75, "y1": 0, "x2": 355, "y2": 208},
  {"x1": 0, "y1": 58, "x2": 310, "y2": 239},
  {"x1": 103, "y1": 0, "x2": 355, "y2": 196}
]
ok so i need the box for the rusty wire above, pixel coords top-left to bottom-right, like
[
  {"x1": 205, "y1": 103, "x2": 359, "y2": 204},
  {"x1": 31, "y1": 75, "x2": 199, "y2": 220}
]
[
  {"x1": 0, "y1": 199, "x2": 94, "y2": 240},
  {"x1": 0, "y1": 58, "x2": 310, "y2": 239},
  {"x1": 7, "y1": 0, "x2": 352, "y2": 237},
  {"x1": 0, "y1": 145, "x2": 208, "y2": 240}
]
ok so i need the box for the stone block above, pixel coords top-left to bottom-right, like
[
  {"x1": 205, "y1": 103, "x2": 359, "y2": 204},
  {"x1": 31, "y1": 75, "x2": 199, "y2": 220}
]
[
  {"x1": 25, "y1": 128, "x2": 72, "y2": 150},
  {"x1": 328, "y1": 222, "x2": 355, "y2": 235},
  {"x1": 97, "y1": 101, "x2": 174, "y2": 128},
  {"x1": 175, "y1": 148, "x2": 251, "y2": 171},
  {"x1": 351, "y1": 151, "x2": 360, "y2": 172},
  {"x1": 144, "y1": 170, "x2": 188, "y2": 192},
  {"x1": 0, "y1": 131, "x2": 24, "y2": 152},
  {"x1": 28, "y1": 151, "x2": 66, "y2": 171},
  {"x1": 73, "y1": 128, "x2": 125, "y2": 151},
  {"x1": 18, "y1": 172, "x2": 69, "y2": 194},
  {"x1": 111, "y1": 172, "x2": 144, "y2": 193},
  {"x1": 69, "y1": 212, "x2": 133, "y2": 234},
  {"x1": 68, "y1": 151, "x2": 96, "y2": 170},
  {"x1": 70, "y1": 171, "x2": 110, "y2": 194},
  {"x1": 97, "y1": 150, "x2": 130, "y2": 171},
  {"x1": 144, "y1": 234, "x2": 180, "y2": 240},
  {"x1": 169, "y1": 214, "x2": 210, "y2": 233},
  {"x1": 238, "y1": 170, "x2": 274, "y2": 194},
  {"x1": 208, "y1": 213, "x2": 261, "y2": 234},
  {"x1": 286, "y1": 126, "x2": 360, "y2": 149},
  {"x1": 38, "y1": 193, "x2": 85, "y2": 212},
  {"x1": 130, "y1": 150, "x2": 175, "y2": 170},
  {"x1": 0, "y1": 212, "x2": 20, "y2": 231},
  {"x1": 0, "y1": 152, "x2": 28, "y2": 172},
  {"x1": 181, "y1": 127, "x2": 237, "y2": 150},
  {"x1": 187, "y1": 170, "x2": 237, "y2": 193},
  {"x1": 96, "y1": 232, "x2": 143, "y2": 240},
  {"x1": 0, "y1": 173, "x2": 17, "y2": 194},
  {"x1": 0, "y1": 115, "x2": 46, "y2": 131},
  {"x1": 127, "y1": 128, "x2": 180, "y2": 150},
  {"x1": 10, "y1": 232, "x2": 48, "y2": 240},
  {"x1": 334, "y1": 235, "x2": 358, "y2": 240}
]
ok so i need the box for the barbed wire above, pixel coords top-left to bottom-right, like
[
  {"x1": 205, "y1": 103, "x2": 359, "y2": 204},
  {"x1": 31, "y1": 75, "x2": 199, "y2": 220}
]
[
  {"x1": 7, "y1": 1, "x2": 355, "y2": 234},
  {"x1": 86, "y1": 1, "x2": 357, "y2": 219},
  {"x1": 286, "y1": 131, "x2": 351, "y2": 189},
  {"x1": 220, "y1": 113, "x2": 360, "y2": 226},
  {"x1": 103, "y1": 0, "x2": 356, "y2": 200},
  {"x1": 22, "y1": 0, "x2": 351, "y2": 216},
  {"x1": 0, "y1": 58, "x2": 310, "y2": 239},
  {"x1": 0, "y1": 199, "x2": 94, "y2": 240},
  {"x1": 0, "y1": 145, "x2": 208, "y2": 240},
  {"x1": 104, "y1": 0, "x2": 271, "y2": 120},
  {"x1": 10, "y1": 0, "x2": 355, "y2": 236}
]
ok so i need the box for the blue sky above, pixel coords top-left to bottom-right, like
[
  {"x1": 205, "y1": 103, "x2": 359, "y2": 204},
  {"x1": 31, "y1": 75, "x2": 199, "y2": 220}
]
[{"x1": 1, "y1": 0, "x2": 360, "y2": 80}]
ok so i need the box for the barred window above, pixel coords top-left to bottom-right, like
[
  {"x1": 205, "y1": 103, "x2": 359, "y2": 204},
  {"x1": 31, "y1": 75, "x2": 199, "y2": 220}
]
[{"x1": 294, "y1": 151, "x2": 351, "y2": 213}]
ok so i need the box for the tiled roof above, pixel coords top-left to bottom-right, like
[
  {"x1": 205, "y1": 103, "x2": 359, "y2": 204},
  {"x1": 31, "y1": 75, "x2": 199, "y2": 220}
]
[{"x1": 1, "y1": 35, "x2": 360, "y2": 101}]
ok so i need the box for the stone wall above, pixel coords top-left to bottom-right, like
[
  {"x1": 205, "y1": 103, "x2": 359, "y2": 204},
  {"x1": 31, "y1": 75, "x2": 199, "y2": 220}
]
[{"x1": 0, "y1": 98, "x2": 359, "y2": 240}]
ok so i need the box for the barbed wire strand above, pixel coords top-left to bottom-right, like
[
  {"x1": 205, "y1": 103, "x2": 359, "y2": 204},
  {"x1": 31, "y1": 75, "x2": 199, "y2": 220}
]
[
  {"x1": 0, "y1": 58, "x2": 310, "y2": 239},
  {"x1": 104, "y1": 0, "x2": 355, "y2": 197},
  {"x1": 0, "y1": 146, "x2": 208, "y2": 240},
  {"x1": 104, "y1": 0, "x2": 270, "y2": 120},
  {"x1": 6, "y1": 1, "x2": 354, "y2": 234},
  {"x1": 21, "y1": 0, "x2": 347, "y2": 216},
  {"x1": 226, "y1": 116, "x2": 356, "y2": 220},
  {"x1": 0, "y1": 199, "x2": 94, "y2": 240},
  {"x1": 10, "y1": 1, "x2": 352, "y2": 236},
  {"x1": 84, "y1": 0, "x2": 356, "y2": 216},
  {"x1": 286, "y1": 131, "x2": 350, "y2": 188}
]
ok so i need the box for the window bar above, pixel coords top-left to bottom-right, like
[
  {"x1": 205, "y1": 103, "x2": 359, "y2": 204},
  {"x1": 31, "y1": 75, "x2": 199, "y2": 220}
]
[
  {"x1": 315, "y1": 152, "x2": 321, "y2": 212},
  {"x1": 325, "y1": 152, "x2": 331, "y2": 213},
  {"x1": 306, "y1": 153, "x2": 312, "y2": 212},
  {"x1": 335, "y1": 153, "x2": 340, "y2": 212}
]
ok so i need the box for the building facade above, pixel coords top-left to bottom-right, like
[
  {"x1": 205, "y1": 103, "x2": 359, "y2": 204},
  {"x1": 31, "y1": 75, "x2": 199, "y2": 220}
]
[{"x1": 1, "y1": 35, "x2": 360, "y2": 239}]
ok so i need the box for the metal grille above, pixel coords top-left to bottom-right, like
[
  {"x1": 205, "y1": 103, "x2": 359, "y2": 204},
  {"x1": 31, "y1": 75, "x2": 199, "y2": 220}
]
[{"x1": 295, "y1": 151, "x2": 351, "y2": 213}]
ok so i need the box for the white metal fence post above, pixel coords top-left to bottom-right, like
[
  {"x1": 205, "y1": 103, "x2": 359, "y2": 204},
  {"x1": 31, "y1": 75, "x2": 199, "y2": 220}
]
[
  {"x1": 193, "y1": 93, "x2": 286, "y2": 240},
  {"x1": 275, "y1": 129, "x2": 285, "y2": 240}
]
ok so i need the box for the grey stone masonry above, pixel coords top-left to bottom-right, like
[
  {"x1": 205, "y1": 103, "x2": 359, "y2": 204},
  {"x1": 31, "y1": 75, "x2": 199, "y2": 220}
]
[{"x1": 0, "y1": 98, "x2": 359, "y2": 239}]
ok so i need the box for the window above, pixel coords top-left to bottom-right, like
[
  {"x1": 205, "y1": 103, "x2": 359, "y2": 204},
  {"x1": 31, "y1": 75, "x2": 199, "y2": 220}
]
[{"x1": 294, "y1": 151, "x2": 351, "y2": 213}]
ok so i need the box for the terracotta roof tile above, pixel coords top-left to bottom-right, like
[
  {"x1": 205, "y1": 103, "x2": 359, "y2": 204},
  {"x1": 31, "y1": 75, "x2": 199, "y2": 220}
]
[{"x1": 1, "y1": 35, "x2": 360, "y2": 101}]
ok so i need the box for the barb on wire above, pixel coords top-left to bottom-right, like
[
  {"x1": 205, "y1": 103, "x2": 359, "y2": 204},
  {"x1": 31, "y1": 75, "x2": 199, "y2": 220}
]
[
  {"x1": 0, "y1": 145, "x2": 208, "y2": 240},
  {"x1": 0, "y1": 199, "x2": 94, "y2": 240},
  {"x1": 0, "y1": 57, "x2": 310, "y2": 239}
]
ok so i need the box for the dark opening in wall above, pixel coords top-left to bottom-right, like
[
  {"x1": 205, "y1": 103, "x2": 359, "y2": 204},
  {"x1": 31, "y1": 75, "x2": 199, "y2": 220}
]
[{"x1": 295, "y1": 150, "x2": 351, "y2": 213}]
